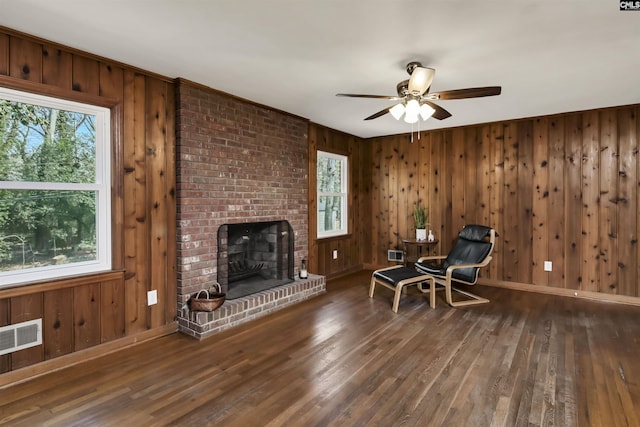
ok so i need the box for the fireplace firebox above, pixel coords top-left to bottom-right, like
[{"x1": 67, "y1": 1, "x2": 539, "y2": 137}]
[{"x1": 217, "y1": 221, "x2": 295, "y2": 299}]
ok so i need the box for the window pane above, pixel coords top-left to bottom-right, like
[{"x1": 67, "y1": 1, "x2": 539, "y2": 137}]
[
  {"x1": 318, "y1": 195, "x2": 343, "y2": 233},
  {"x1": 0, "y1": 189, "x2": 97, "y2": 273},
  {"x1": 0, "y1": 99, "x2": 96, "y2": 184},
  {"x1": 317, "y1": 156, "x2": 342, "y2": 193}
]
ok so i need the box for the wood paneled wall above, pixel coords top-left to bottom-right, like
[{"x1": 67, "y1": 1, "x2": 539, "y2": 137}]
[
  {"x1": 0, "y1": 27, "x2": 176, "y2": 376},
  {"x1": 308, "y1": 124, "x2": 367, "y2": 279},
  {"x1": 367, "y1": 105, "x2": 640, "y2": 298}
]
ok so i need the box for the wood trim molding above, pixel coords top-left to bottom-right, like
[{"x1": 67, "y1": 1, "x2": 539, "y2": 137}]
[
  {"x1": 0, "y1": 270, "x2": 125, "y2": 298},
  {"x1": 0, "y1": 74, "x2": 119, "y2": 107},
  {"x1": 0, "y1": 323, "x2": 178, "y2": 389},
  {"x1": 478, "y1": 278, "x2": 640, "y2": 307},
  {"x1": 0, "y1": 25, "x2": 174, "y2": 84}
]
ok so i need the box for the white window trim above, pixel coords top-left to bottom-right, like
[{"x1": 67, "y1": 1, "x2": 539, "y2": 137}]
[
  {"x1": 0, "y1": 87, "x2": 111, "y2": 287},
  {"x1": 317, "y1": 150, "x2": 348, "y2": 239}
]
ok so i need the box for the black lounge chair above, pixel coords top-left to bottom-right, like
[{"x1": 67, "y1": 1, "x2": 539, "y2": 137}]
[{"x1": 414, "y1": 224, "x2": 498, "y2": 307}]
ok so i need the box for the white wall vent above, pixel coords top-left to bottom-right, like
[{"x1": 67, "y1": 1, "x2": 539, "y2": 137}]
[
  {"x1": 387, "y1": 250, "x2": 404, "y2": 262},
  {"x1": 0, "y1": 318, "x2": 42, "y2": 356}
]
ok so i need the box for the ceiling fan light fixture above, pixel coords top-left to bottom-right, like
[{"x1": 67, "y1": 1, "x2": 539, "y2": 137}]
[
  {"x1": 404, "y1": 99, "x2": 420, "y2": 117},
  {"x1": 408, "y1": 67, "x2": 435, "y2": 96},
  {"x1": 404, "y1": 112, "x2": 419, "y2": 124},
  {"x1": 419, "y1": 103, "x2": 436, "y2": 121},
  {"x1": 389, "y1": 103, "x2": 405, "y2": 120}
]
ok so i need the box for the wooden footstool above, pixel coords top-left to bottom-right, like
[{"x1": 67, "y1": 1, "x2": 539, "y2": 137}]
[{"x1": 369, "y1": 265, "x2": 436, "y2": 313}]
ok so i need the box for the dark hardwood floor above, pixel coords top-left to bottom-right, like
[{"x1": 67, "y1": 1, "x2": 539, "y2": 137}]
[{"x1": 1, "y1": 270, "x2": 639, "y2": 426}]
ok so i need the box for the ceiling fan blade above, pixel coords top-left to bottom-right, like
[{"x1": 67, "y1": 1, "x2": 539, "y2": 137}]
[
  {"x1": 408, "y1": 67, "x2": 435, "y2": 96},
  {"x1": 422, "y1": 101, "x2": 452, "y2": 120},
  {"x1": 364, "y1": 107, "x2": 393, "y2": 121},
  {"x1": 336, "y1": 93, "x2": 402, "y2": 101},
  {"x1": 433, "y1": 86, "x2": 502, "y2": 100}
]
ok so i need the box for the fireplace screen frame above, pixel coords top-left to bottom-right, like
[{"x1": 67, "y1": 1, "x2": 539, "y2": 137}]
[{"x1": 217, "y1": 220, "x2": 295, "y2": 298}]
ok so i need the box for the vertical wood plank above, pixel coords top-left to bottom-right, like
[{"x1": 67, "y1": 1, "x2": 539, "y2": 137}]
[
  {"x1": 429, "y1": 132, "x2": 443, "y2": 244},
  {"x1": 9, "y1": 36, "x2": 42, "y2": 82},
  {"x1": 617, "y1": 107, "x2": 638, "y2": 297},
  {"x1": 517, "y1": 121, "x2": 534, "y2": 283},
  {"x1": 43, "y1": 289, "x2": 74, "y2": 360},
  {"x1": 451, "y1": 128, "x2": 466, "y2": 236},
  {"x1": 370, "y1": 141, "x2": 381, "y2": 266},
  {"x1": 101, "y1": 279, "x2": 126, "y2": 342},
  {"x1": 548, "y1": 117, "x2": 566, "y2": 287},
  {"x1": 440, "y1": 130, "x2": 454, "y2": 250},
  {"x1": 42, "y1": 44, "x2": 72, "y2": 89},
  {"x1": 379, "y1": 140, "x2": 391, "y2": 263},
  {"x1": 502, "y1": 123, "x2": 519, "y2": 281},
  {"x1": 564, "y1": 114, "x2": 583, "y2": 290},
  {"x1": 397, "y1": 141, "x2": 411, "y2": 242},
  {"x1": 162, "y1": 77, "x2": 177, "y2": 302},
  {"x1": 0, "y1": 34, "x2": 8, "y2": 75},
  {"x1": 99, "y1": 61, "x2": 124, "y2": 99},
  {"x1": 418, "y1": 133, "x2": 430, "y2": 232},
  {"x1": 358, "y1": 140, "x2": 372, "y2": 266},
  {"x1": 124, "y1": 71, "x2": 149, "y2": 334},
  {"x1": 478, "y1": 125, "x2": 492, "y2": 227},
  {"x1": 146, "y1": 77, "x2": 169, "y2": 328},
  {"x1": 73, "y1": 284, "x2": 101, "y2": 351},
  {"x1": 489, "y1": 123, "x2": 504, "y2": 280},
  {"x1": 581, "y1": 111, "x2": 600, "y2": 292},
  {"x1": 10, "y1": 294, "x2": 44, "y2": 369},
  {"x1": 598, "y1": 109, "x2": 619, "y2": 294},
  {"x1": 351, "y1": 135, "x2": 360, "y2": 261},
  {"x1": 388, "y1": 140, "x2": 399, "y2": 250},
  {"x1": 532, "y1": 118, "x2": 549, "y2": 286},
  {"x1": 464, "y1": 127, "x2": 480, "y2": 225},
  {"x1": 409, "y1": 136, "x2": 423, "y2": 240},
  {"x1": 72, "y1": 55, "x2": 100, "y2": 95}
]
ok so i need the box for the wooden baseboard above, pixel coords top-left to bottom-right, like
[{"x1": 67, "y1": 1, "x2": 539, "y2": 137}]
[
  {"x1": 479, "y1": 278, "x2": 640, "y2": 307},
  {"x1": 323, "y1": 265, "x2": 364, "y2": 281},
  {"x1": 0, "y1": 322, "x2": 178, "y2": 389}
]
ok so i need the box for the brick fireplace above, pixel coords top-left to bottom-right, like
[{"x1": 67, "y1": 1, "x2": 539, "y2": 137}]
[{"x1": 175, "y1": 79, "x2": 325, "y2": 339}]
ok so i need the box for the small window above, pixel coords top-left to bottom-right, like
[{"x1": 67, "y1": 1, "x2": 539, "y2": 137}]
[
  {"x1": 0, "y1": 87, "x2": 111, "y2": 287},
  {"x1": 317, "y1": 151, "x2": 348, "y2": 238}
]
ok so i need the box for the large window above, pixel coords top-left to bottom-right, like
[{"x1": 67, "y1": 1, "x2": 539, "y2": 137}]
[
  {"x1": 0, "y1": 87, "x2": 111, "y2": 287},
  {"x1": 317, "y1": 151, "x2": 348, "y2": 238}
]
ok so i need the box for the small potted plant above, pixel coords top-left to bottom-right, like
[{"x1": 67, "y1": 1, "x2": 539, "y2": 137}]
[{"x1": 414, "y1": 203, "x2": 428, "y2": 241}]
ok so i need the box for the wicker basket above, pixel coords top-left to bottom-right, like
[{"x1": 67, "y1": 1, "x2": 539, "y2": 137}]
[{"x1": 189, "y1": 283, "x2": 226, "y2": 312}]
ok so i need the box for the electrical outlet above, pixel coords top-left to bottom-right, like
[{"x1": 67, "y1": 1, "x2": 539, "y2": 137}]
[
  {"x1": 332, "y1": 250, "x2": 338, "y2": 259},
  {"x1": 147, "y1": 290, "x2": 158, "y2": 306},
  {"x1": 544, "y1": 261, "x2": 552, "y2": 272}
]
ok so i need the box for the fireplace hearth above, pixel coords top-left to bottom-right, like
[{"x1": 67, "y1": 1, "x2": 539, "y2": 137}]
[{"x1": 217, "y1": 220, "x2": 294, "y2": 299}]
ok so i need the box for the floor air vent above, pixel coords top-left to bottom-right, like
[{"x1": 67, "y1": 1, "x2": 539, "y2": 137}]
[{"x1": 0, "y1": 318, "x2": 42, "y2": 356}]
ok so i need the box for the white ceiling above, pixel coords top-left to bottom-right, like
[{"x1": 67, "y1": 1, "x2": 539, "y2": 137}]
[{"x1": 1, "y1": 1, "x2": 639, "y2": 138}]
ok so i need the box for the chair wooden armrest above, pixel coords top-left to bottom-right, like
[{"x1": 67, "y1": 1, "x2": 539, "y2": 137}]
[
  {"x1": 444, "y1": 255, "x2": 493, "y2": 282},
  {"x1": 416, "y1": 255, "x2": 447, "y2": 263}
]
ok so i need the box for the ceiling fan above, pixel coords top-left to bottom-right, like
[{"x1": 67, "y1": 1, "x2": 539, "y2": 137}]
[{"x1": 337, "y1": 61, "x2": 501, "y2": 123}]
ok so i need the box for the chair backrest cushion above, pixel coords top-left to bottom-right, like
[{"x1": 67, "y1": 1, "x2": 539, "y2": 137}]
[{"x1": 458, "y1": 224, "x2": 494, "y2": 242}]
